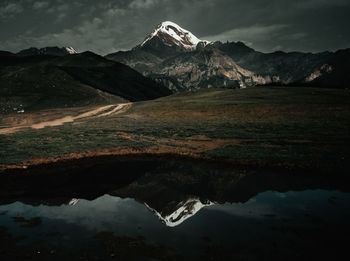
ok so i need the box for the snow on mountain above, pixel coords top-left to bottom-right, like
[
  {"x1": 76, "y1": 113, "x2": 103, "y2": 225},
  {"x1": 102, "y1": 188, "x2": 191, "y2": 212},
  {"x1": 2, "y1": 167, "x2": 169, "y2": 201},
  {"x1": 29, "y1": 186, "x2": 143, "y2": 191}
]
[
  {"x1": 17, "y1": 46, "x2": 77, "y2": 56},
  {"x1": 140, "y1": 21, "x2": 210, "y2": 50},
  {"x1": 64, "y1": 46, "x2": 77, "y2": 54},
  {"x1": 145, "y1": 198, "x2": 214, "y2": 227}
]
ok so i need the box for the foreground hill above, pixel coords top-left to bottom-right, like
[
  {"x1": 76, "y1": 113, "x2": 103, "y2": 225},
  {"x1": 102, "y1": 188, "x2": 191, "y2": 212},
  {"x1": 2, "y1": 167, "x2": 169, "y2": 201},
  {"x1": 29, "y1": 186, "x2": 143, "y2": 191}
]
[
  {"x1": 0, "y1": 51, "x2": 171, "y2": 113},
  {"x1": 106, "y1": 21, "x2": 349, "y2": 90}
]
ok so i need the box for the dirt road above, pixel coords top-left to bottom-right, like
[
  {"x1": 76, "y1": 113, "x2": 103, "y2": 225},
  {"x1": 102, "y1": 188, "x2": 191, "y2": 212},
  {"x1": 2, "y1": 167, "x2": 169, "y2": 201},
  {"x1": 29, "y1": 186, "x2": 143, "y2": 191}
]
[{"x1": 0, "y1": 103, "x2": 131, "y2": 135}]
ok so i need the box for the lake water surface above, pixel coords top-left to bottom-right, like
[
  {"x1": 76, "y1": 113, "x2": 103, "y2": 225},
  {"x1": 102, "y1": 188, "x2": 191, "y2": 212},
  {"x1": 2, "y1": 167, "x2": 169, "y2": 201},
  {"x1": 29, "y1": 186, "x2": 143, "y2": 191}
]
[{"x1": 0, "y1": 159, "x2": 349, "y2": 260}]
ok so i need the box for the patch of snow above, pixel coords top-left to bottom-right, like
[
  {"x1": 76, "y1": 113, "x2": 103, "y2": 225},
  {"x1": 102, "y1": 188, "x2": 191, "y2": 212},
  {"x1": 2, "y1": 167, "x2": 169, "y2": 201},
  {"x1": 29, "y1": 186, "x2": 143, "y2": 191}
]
[
  {"x1": 68, "y1": 198, "x2": 79, "y2": 206},
  {"x1": 65, "y1": 46, "x2": 77, "y2": 54}
]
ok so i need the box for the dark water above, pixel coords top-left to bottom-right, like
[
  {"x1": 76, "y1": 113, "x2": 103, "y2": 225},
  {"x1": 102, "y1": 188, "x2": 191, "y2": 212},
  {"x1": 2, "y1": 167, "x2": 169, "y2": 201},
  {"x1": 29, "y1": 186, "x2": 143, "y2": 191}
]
[{"x1": 0, "y1": 159, "x2": 349, "y2": 260}]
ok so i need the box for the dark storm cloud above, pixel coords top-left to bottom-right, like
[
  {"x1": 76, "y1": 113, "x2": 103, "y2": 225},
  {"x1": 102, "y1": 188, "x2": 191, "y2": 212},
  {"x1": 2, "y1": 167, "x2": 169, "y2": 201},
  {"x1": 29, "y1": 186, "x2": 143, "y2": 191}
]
[
  {"x1": 0, "y1": 2, "x2": 23, "y2": 18},
  {"x1": 0, "y1": 0, "x2": 349, "y2": 55}
]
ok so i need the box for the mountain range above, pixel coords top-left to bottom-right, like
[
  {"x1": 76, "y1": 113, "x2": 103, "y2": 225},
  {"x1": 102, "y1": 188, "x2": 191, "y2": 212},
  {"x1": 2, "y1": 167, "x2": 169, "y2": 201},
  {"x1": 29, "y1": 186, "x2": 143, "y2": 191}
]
[
  {"x1": 106, "y1": 21, "x2": 349, "y2": 90},
  {"x1": 1, "y1": 21, "x2": 349, "y2": 113}
]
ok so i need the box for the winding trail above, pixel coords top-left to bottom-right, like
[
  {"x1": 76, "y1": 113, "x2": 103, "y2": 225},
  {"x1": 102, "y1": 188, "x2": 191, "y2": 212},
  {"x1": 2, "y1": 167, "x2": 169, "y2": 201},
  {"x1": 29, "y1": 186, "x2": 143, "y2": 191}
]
[{"x1": 0, "y1": 103, "x2": 131, "y2": 135}]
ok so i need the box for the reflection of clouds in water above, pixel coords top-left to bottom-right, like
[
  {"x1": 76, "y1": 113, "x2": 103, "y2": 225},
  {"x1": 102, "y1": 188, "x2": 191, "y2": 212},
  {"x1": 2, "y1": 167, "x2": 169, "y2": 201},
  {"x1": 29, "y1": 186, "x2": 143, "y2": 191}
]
[
  {"x1": 274, "y1": 192, "x2": 286, "y2": 198},
  {"x1": 208, "y1": 201, "x2": 276, "y2": 218},
  {"x1": 208, "y1": 190, "x2": 348, "y2": 219},
  {"x1": 245, "y1": 198, "x2": 257, "y2": 204},
  {"x1": 207, "y1": 192, "x2": 291, "y2": 218},
  {"x1": 1, "y1": 195, "x2": 157, "y2": 232}
]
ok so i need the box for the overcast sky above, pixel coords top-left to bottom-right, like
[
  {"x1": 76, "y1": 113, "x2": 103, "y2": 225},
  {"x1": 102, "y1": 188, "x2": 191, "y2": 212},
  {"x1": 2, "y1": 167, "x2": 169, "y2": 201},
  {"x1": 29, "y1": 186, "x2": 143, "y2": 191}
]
[{"x1": 0, "y1": 0, "x2": 349, "y2": 55}]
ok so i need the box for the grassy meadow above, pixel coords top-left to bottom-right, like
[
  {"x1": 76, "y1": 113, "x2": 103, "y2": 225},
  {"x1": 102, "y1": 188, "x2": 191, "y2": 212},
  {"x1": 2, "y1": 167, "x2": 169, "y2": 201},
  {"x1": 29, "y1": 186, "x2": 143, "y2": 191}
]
[{"x1": 1, "y1": 86, "x2": 349, "y2": 173}]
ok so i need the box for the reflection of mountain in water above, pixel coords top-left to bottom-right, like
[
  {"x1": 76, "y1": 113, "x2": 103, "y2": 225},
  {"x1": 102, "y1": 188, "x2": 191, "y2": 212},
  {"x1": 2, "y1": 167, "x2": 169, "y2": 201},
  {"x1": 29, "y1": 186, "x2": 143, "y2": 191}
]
[
  {"x1": 0, "y1": 159, "x2": 348, "y2": 226},
  {"x1": 68, "y1": 198, "x2": 79, "y2": 206},
  {"x1": 145, "y1": 198, "x2": 214, "y2": 227}
]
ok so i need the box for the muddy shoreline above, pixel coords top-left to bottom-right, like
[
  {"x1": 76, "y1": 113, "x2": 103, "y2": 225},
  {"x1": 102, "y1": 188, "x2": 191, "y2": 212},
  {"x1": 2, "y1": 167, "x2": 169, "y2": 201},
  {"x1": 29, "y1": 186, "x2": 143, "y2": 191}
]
[{"x1": 1, "y1": 151, "x2": 349, "y2": 177}]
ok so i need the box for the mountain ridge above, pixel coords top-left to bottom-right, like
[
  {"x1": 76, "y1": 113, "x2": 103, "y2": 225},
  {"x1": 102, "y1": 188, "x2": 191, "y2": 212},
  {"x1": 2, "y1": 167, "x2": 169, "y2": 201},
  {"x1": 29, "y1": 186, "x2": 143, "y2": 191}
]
[
  {"x1": 106, "y1": 21, "x2": 349, "y2": 90},
  {"x1": 16, "y1": 46, "x2": 77, "y2": 57}
]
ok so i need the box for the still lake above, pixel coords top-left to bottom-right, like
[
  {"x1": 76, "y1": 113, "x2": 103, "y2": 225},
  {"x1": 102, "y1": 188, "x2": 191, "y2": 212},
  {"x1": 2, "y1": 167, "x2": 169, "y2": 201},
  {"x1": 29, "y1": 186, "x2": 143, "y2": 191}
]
[{"x1": 0, "y1": 159, "x2": 349, "y2": 260}]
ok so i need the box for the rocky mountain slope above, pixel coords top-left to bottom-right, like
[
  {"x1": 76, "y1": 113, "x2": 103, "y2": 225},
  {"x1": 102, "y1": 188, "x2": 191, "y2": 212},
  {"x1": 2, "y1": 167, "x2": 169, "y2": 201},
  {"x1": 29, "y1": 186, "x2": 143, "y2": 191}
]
[
  {"x1": 302, "y1": 48, "x2": 350, "y2": 88},
  {"x1": 106, "y1": 21, "x2": 348, "y2": 90},
  {"x1": 148, "y1": 47, "x2": 257, "y2": 91}
]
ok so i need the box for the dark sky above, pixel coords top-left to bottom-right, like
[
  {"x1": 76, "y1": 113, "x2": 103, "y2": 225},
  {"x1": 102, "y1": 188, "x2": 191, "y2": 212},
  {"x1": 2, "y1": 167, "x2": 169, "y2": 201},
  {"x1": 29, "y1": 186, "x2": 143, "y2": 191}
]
[{"x1": 0, "y1": 0, "x2": 349, "y2": 55}]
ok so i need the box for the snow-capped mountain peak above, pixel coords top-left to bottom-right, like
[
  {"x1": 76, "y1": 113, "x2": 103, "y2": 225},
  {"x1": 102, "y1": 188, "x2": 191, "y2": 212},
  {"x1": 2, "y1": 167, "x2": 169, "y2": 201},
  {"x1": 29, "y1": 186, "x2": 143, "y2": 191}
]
[
  {"x1": 64, "y1": 46, "x2": 77, "y2": 54},
  {"x1": 140, "y1": 21, "x2": 210, "y2": 50}
]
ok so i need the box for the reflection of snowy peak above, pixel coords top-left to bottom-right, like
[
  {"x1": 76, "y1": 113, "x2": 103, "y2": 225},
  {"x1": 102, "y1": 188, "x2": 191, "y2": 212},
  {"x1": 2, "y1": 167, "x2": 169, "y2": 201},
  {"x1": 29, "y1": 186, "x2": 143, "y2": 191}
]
[
  {"x1": 140, "y1": 21, "x2": 210, "y2": 50},
  {"x1": 68, "y1": 198, "x2": 79, "y2": 206},
  {"x1": 145, "y1": 198, "x2": 214, "y2": 227}
]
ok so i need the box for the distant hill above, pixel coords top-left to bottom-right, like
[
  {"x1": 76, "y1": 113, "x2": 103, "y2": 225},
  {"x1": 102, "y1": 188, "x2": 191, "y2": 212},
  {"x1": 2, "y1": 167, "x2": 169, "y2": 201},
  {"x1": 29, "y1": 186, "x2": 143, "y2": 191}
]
[
  {"x1": 16, "y1": 46, "x2": 77, "y2": 57},
  {"x1": 0, "y1": 51, "x2": 171, "y2": 113},
  {"x1": 0, "y1": 51, "x2": 15, "y2": 57}
]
